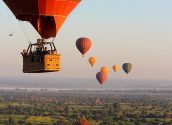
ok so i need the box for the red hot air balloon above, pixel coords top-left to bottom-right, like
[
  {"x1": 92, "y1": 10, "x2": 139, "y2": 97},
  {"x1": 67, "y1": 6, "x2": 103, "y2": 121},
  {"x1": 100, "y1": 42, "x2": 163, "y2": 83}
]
[
  {"x1": 76, "y1": 37, "x2": 92, "y2": 56},
  {"x1": 3, "y1": 0, "x2": 81, "y2": 39},
  {"x1": 96, "y1": 72, "x2": 108, "y2": 85},
  {"x1": 80, "y1": 115, "x2": 90, "y2": 125}
]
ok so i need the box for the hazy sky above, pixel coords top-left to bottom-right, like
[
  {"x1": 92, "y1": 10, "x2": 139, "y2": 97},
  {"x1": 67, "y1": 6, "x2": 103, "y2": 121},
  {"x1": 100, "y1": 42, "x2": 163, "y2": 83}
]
[{"x1": 0, "y1": 0, "x2": 172, "y2": 81}]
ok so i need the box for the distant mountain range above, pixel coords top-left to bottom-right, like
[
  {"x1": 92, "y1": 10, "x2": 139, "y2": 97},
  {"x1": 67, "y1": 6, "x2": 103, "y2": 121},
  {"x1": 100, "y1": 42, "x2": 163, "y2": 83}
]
[{"x1": 0, "y1": 77, "x2": 171, "y2": 90}]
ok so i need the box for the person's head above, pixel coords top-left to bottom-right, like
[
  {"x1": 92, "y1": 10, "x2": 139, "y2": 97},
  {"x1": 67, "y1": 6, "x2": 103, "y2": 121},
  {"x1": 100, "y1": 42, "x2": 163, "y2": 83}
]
[
  {"x1": 48, "y1": 50, "x2": 51, "y2": 54},
  {"x1": 23, "y1": 49, "x2": 26, "y2": 53},
  {"x1": 53, "y1": 50, "x2": 57, "y2": 54}
]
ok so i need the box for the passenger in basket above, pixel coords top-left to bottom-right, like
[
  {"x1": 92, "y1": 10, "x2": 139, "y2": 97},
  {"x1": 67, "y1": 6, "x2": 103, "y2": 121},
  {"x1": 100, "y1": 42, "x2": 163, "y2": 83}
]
[
  {"x1": 48, "y1": 50, "x2": 51, "y2": 54},
  {"x1": 43, "y1": 47, "x2": 49, "y2": 55},
  {"x1": 21, "y1": 49, "x2": 28, "y2": 57},
  {"x1": 53, "y1": 50, "x2": 57, "y2": 54}
]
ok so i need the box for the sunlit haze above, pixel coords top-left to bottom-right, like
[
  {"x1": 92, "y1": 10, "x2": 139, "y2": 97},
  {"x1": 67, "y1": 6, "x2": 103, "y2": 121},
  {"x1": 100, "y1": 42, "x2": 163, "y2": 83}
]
[{"x1": 0, "y1": 0, "x2": 172, "y2": 87}]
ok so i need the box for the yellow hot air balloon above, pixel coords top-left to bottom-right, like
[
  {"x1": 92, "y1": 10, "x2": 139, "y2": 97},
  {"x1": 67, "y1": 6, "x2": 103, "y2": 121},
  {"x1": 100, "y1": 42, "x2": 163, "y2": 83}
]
[
  {"x1": 100, "y1": 66, "x2": 109, "y2": 74},
  {"x1": 89, "y1": 57, "x2": 96, "y2": 67},
  {"x1": 112, "y1": 65, "x2": 120, "y2": 72}
]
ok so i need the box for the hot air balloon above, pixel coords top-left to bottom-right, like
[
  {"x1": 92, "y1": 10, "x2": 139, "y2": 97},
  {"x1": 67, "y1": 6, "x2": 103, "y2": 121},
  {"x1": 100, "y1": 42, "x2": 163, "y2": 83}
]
[
  {"x1": 122, "y1": 63, "x2": 133, "y2": 74},
  {"x1": 88, "y1": 57, "x2": 96, "y2": 67},
  {"x1": 4, "y1": 0, "x2": 81, "y2": 39},
  {"x1": 96, "y1": 98, "x2": 102, "y2": 105},
  {"x1": 96, "y1": 72, "x2": 108, "y2": 85},
  {"x1": 100, "y1": 66, "x2": 109, "y2": 74},
  {"x1": 3, "y1": 0, "x2": 81, "y2": 73},
  {"x1": 76, "y1": 37, "x2": 92, "y2": 56},
  {"x1": 112, "y1": 65, "x2": 120, "y2": 72},
  {"x1": 80, "y1": 115, "x2": 90, "y2": 125}
]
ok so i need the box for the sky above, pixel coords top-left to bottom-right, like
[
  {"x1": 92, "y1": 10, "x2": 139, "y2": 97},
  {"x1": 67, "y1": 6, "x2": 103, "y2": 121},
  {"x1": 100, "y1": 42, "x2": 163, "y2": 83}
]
[{"x1": 0, "y1": 0, "x2": 172, "y2": 83}]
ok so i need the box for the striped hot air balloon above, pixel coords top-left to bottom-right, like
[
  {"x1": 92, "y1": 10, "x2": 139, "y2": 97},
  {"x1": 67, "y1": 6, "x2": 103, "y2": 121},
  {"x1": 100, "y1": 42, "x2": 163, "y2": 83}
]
[
  {"x1": 122, "y1": 63, "x2": 133, "y2": 74},
  {"x1": 76, "y1": 37, "x2": 92, "y2": 56},
  {"x1": 3, "y1": 0, "x2": 81, "y2": 39}
]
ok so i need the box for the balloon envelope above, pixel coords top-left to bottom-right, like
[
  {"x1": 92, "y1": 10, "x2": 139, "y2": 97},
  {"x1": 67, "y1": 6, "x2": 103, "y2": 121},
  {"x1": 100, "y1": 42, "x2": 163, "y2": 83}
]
[
  {"x1": 112, "y1": 65, "x2": 120, "y2": 72},
  {"x1": 96, "y1": 72, "x2": 108, "y2": 85},
  {"x1": 100, "y1": 66, "x2": 109, "y2": 74},
  {"x1": 4, "y1": 0, "x2": 81, "y2": 39},
  {"x1": 122, "y1": 63, "x2": 133, "y2": 74},
  {"x1": 76, "y1": 37, "x2": 92, "y2": 56},
  {"x1": 80, "y1": 116, "x2": 90, "y2": 125},
  {"x1": 89, "y1": 57, "x2": 96, "y2": 67}
]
